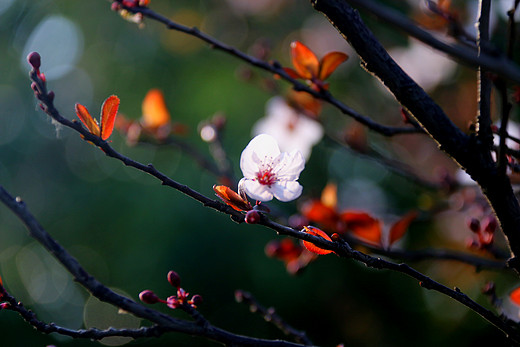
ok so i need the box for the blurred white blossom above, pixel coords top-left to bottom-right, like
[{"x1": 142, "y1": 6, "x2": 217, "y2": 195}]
[{"x1": 253, "y1": 97, "x2": 323, "y2": 161}]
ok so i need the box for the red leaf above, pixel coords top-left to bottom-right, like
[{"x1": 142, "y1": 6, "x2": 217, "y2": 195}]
[
  {"x1": 319, "y1": 51, "x2": 348, "y2": 80},
  {"x1": 301, "y1": 200, "x2": 338, "y2": 231},
  {"x1": 302, "y1": 226, "x2": 333, "y2": 255},
  {"x1": 213, "y1": 185, "x2": 252, "y2": 211},
  {"x1": 389, "y1": 211, "x2": 418, "y2": 246},
  {"x1": 75, "y1": 103, "x2": 100, "y2": 136},
  {"x1": 290, "y1": 41, "x2": 319, "y2": 79},
  {"x1": 341, "y1": 211, "x2": 382, "y2": 246},
  {"x1": 511, "y1": 287, "x2": 520, "y2": 305},
  {"x1": 100, "y1": 95, "x2": 120, "y2": 140},
  {"x1": 141, "y1": 89, "x2": 171, "y2": 131}
]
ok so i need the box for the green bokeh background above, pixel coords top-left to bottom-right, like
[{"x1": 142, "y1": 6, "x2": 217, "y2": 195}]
[{"x1": 0, "y1": 0, "x2": 517, "y2": 346}]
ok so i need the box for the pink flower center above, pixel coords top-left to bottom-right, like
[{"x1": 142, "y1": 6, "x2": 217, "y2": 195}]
[{"x1": 256, "y1": 168, "x2": 277, "y2": 186}]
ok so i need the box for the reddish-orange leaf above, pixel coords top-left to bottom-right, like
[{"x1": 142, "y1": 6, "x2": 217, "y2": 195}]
[
  {"x1": 283, "y1": 67, "x2": 302, "y2": 79},
  {"x1": 341, "y1": 211, "x2": 382, "y2": 246},
  {"x1": 321, "y1": 182, "x2": 337, "y2": 209},
  {"x1": 301, "y1": 200, "x2": 338, "y2": 231},
  {"x1": 0, "y1": 274, "x2": 3, "y2": 286},
  {"x1": 75, "y1": 103, "x2": 100, "y2": 136},
  {"x1": 511, "y1": 287, "x2": 520, "y2": 305},
  {"x1": 142, "y1": 89, "x2": 171, "y2": 130},
  {"x1": 302, "y1": 226, "x2": 333, "y2": 255},
  {"x1": 290, "y1": 41, "x2": 319, "y2": 80},
  {"x1": 213, "y1": 185, "x2": 252, "y2": 212},
  {"x1": 287, "y1": 90, "x2": 322, "y2": 117},
  {"x1": 100, "y1": 95, "x2": 120, "y2": 140},
  {"x1": 388, "y1": 211, "x2": 418, "y2": 246},
  {"x1": 319, "y1": 51, "x2": 348, "y2": 80}
]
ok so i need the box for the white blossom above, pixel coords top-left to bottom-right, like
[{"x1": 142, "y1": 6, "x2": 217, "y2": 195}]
[
  {"x1": 239, "y1": 134, "x2": 305, "y2": 202},
  {"x1": 252, "y1": 97, "x2": 323, "y2": 161}
]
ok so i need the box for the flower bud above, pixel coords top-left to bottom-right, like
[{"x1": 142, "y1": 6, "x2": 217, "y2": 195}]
[
  {"x1": 139, "y1": 290, "x2": 159, "y2": 304},
  {"x1": 191, "y1": 294, "x2": 203, "y2": 306},
  {"x1": 245, "y1": 210, "x2": 260, "y2": 224},
  {"x1": 167, "y1": 270, "x2": 181, "y2": 288},
  {"x1": 467, "y1": 218, "x2": 480, "y2": 233},
  {"x1": 47, "y1": 91, "x2": 55, "y2": 101},
  {"x1": 27, "y1": 52, "x2": 41, "y2": 70}
]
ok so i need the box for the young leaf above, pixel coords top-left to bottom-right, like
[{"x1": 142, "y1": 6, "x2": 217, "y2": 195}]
[
  {"x1": 341, "y1": 211, "x2": 382, "y2": 246},
  {"x1": 100, "y1": 95, "x2": 120, "y2": 140},
  {"x1": 388, "y1": 211, "x2": 418, "y2": 246},
  {"x1": 213, "y1": 185, "x2": 252, "y2": 211},
  {"x1": 142, "y1": 89, "x2": 170, "y2": 130},
  {"x1": 290, "y1": 41, "x2": 319, "y2": 79},
  {"x1": 302, "y1": 226, "x2": 333, "y2": 255},
  {"x1": 511, "y1": 287, "x2": 520, "y2": 306},
  {"x1": 319, "y1": 52, "x2": 348, "y2": 80},
  {"x1": 75, "y1": 103, "x2": 100, "y2": 136}
]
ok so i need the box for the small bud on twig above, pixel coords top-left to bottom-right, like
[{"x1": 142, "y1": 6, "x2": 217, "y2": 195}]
[
  {"x1": 167, "y1": 270, "x2": 181, "y2": 288},
  {"x1": 139, "y1": 290, "x2": 159, "y2": 304},
  {"x1": 27, "y1": 52, "x2": 41, "y2": 71}
]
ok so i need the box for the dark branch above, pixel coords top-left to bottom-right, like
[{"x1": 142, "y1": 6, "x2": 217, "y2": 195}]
[
  {"x1": 235, "y1": 290, "x2": 313, "y2": 345},
  {"x1": 115, "y1": 1, "x2": 421, "y2": 137},
  {"x1": 311, "y1": 0, "x2": 520, "y2": 273},
  {"x1": 342, "y1": 0, "x2": 520, "y2": 84}
]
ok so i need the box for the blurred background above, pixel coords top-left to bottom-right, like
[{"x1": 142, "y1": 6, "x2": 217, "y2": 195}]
[{"x1": 1, "y1": 0, "x2": 519, "y2": 346}]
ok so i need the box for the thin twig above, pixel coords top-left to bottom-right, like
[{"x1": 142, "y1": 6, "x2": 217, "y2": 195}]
[
  {"x1": 342, "y1": 0, "x2": 520, "y2": 84},
  {"x1": 27, "y1": 60, "x2": 520, "y2": 342},
  {"x1": 235, "y1": 290, "x2": 313, "y2": 346},
  {"x1": 0, "y1": 185, "x2": 305, "y2": 347},
  {"x1": 312, "y1": 0, "x2": 520, "y2": 273},
  {"x1": 477, "y1": 0, "x2": 494, "y2": 149},
  {"x1": 0, "y1": 284, "x2": 166, "y2": 340},
  {"x1": 115, "y1": 1, "x2": 421, "y2": 137}
]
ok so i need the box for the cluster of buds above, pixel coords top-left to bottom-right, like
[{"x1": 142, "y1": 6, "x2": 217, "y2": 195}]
[
  {"x1": 139, "y1": 270, "x2": 202, "y2": 310},
  {"x1": 0, "y1": 276, "x2": 10, "y2": 310},
  {"x1": 110, "y1": 0, "x2": 150, "y2": 26},
  {"x1": 27, "y1": 52, "x2": 54, "y2": 109},
  {"x1": 466, "y1": 215, "x2": 497, "y2": 250}
]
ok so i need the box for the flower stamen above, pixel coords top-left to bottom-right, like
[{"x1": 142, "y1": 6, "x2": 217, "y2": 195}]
[{"x1": 256, "y1": 168, "x2": 277, "y2": 186}]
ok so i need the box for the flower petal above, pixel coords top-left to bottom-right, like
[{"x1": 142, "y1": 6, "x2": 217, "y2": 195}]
[
  {"x1": 318, "y1": 51, "x2": 348, "y2": 80},
  {"x1": 271, "y1": 180, "x2": 302, "y2": 202},
  {"x1": 241, "y1": 178, "x2": 274, "y2": 201},
  {"x1": 75, "y1": 103, "x2": 100, "y2": 136},
  {"x1": 275, "y1": 150, "x2": 305, "y2": 182},
  {"x1": 240, "y1": 134, "x2": 281, "y2": 179},
  {"x1": 290, "y1": 41, "x2": 319, "y2": 80},
  {"x1": 100, "y1": 95, "x2": 120, "y2": 140}
]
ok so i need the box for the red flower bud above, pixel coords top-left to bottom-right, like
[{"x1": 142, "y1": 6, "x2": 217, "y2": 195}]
[
  {"x1": 167, "y1": 270, "x2": 181, "y2": 288},
  {"x1": 484, "y1": 216, "x2": 497, "y2": 233},
  {"x1": 467, "y1": 218, "x2": 480, "y2": 233},
  {"x1": 139, "y1": 290, "x2": 159, "y2": 304},
  {"x1": 166, "y1": 295, "x2": 180, "y2": 309},
  {"x1": 245, "y1": 210, "x2": 260, "y2": 224},
  {"x1": 27, "y1": 52, "x2": 41, "y2": 70},
  {"x1": 191, "y1": 294, "x2": 203, "y2": 306}
]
